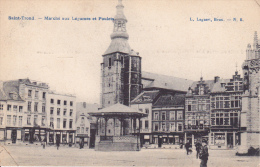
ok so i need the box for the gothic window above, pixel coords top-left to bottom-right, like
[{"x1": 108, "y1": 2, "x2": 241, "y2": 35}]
[{"x1": 108, "y1": 58, "x2": 112, "y2": 67}]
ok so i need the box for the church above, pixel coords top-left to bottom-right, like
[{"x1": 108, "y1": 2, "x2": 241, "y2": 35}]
[{"x1": 99, "y1": 0, "x2": 259, "y2": 151}]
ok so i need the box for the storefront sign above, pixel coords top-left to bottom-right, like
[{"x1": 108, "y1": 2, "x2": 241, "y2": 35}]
[{"x1": 144, "y1": 135, "x2": 149, "y2": 139}]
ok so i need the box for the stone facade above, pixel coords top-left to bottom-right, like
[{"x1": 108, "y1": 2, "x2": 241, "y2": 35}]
[
  {"x1": 100, "y1": 0, "x2": 142, "y2": 108},
  {"x1": 0, "y1": 78, "x2": 77, "y2": 145},
  {"x1": 241, "y1": 31, "x2": 260, "y2": 148}
]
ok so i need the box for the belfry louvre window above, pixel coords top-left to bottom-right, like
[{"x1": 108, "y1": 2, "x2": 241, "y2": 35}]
[{"x1": 108, "y1": 58, "x2": 112, "y2": 67}]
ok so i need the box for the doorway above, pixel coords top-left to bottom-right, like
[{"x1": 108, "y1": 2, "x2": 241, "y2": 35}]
[
  {"x1": 227, "y1": 133, "x2": 233, "y2": 148},
  {"x1": 11, "y1": 130, "x2": 17, "y2": 144}
]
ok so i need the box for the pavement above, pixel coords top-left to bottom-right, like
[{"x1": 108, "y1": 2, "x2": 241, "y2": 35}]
[{"x1": 0, "y1": 144, "x2": 259, "y2": 166}]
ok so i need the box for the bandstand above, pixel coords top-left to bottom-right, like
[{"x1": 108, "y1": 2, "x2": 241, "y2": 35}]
[{"x1": 88, "y1": 103, "x2": 147, "y2": 151}]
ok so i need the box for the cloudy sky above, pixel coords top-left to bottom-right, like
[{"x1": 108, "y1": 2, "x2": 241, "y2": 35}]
[{"x1": 0, "y1": 0, "x2": 259, "y2": 104}]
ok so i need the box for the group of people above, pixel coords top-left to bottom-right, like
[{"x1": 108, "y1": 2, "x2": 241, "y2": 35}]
[{"x1": 185, "y1": 139, "x2": 209, "y2": 167}]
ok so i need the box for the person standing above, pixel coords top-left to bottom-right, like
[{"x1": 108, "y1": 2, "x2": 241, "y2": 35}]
[
  {"x1": 195, "y1": 141, "x2": 202, "y2": 159},
  {"x1": 199, "y1": 139, "x2": 209, "y2": 167},
  {"x1": 185, "y1": 141, "x2": 191, "y2": 155},
  {"x1": 56, "y1": 136, "x2": 60, "y2": 150}
]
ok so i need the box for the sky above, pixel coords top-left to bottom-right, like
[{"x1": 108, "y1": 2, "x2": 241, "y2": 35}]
[{"x1": 0, "y1": 0, "x2": 260, "y2": 104}]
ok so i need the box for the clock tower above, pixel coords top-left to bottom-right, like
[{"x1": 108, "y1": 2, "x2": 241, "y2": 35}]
[{"x1": 100, "y1": 0, "x2": 142, "y2": 108}]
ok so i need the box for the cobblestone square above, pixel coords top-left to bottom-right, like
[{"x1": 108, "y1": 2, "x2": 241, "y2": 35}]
[{"x1": 0, "y1": 145, "x2": 259, "y2": 166}]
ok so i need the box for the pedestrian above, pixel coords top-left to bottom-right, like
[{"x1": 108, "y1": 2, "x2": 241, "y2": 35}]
[
  {"x1": 42, "y1": 137, "x2": 46, "y2": 149},
  {"x1": 199, "y1": 139, "x2": 209, "y2": 167},
  {"x1": 56, "y1": 136, "x2": 60, "y2": 150},
  {"x1": 195, "y1": 141, "x2": 202, "y2": 159},
  {"x1": 185, "y1": 141, "x2": 191, "y2": 155}
]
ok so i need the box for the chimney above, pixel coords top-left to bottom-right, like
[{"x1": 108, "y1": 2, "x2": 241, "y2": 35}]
[{"x1": 214, "y1": 76, "x2": 220, "y2": 83}]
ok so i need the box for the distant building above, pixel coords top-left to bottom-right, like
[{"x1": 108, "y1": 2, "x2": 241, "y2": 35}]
[
  {"x1": 131, "y1": 90, "x2": 159, "y2": 146},
  {"x1": 131, "y1": 73, "x2": 193, "y2": 148},
  {"x1": 152, "y1": 93, "x2": 186, "y2": 148},
  {"x1": 0, "y1": 79, "x2": 49, "y2": 144},
  {"x1": 241, "y1": 31, "x2": 260, "y2": 149},
  {"x1": 0, "y1": 78, "x2": 77, "y2": 146},
  {"x1": 75, "y1": 102, "x2": 99, "y2": 148},
  {"x1": 209, "y1": 72, "x2": 243, "y2": 149},
  {"x1": 46, "y1": 92, "x2": 76, "y2": 145},
  {"x1": 185, "y1": 77, "x2": 214, "y2": 147}
]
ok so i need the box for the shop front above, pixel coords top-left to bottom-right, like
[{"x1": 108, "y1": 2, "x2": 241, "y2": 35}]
[
  {"x1": 47, "y1": 130, "x2": 75, "y2": 145},
  {"x1": 151, "y1": 133, "x2": 184, "y2": 148},
  {"x1": 5, "y1": 127, "x2": 23, "y2": 144},
  {"x1": 209, "y1": 131, "x2": 240, "y2": 149},
  {"x1": 76, "y1": 134, "x2": 89, "y2": 148},
  {"x1": 23, "y1": 127, "x2": 47, "y2": 144},
  {"x1": 184, "y1": 131, "x2": 209, "y2": 148}
]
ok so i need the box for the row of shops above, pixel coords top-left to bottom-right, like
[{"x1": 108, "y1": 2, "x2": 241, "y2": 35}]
[
  {"x1": 0, "y1": 126, "x2": 97, "y2": 149},
  {"x1": 138, "y1": 131, "x2": 241, "y2": 149},
  {"x1": 0, "y1": 127, "x2": 241, "y2": 150}
]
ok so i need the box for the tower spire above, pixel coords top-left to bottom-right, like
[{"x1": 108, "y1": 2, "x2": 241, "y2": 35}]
[
  {"x1": 253, "y1": 31, "x2": 258, "y2": 49},
  {"x1": 103, "y1": 0, "x2": 131, "y2": 55},
  {"x1": 235, "y1": 62, "x2": 238, "y2": 75},
  {"x1": 110, "y1": 0, "x2": 129, "y2": 40}
]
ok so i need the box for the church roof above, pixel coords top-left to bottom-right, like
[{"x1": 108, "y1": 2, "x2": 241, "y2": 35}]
[
  {"x1": 103, "y1": 38, "x2": 131, "y2": 55},
  {"x1": 153, "y1": 94, "x2": 185, "y2": 107},
  {"x1": 131, "y1": 90, "x2": 160, "y2": 104},
  {"x1": 142, "y1": 72, "x2": 194, "y2": 92}
]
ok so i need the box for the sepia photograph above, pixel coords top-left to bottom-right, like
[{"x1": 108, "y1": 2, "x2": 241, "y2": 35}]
[{"x1": 0, "y1": 0, "x2": 259, "y2": 166}]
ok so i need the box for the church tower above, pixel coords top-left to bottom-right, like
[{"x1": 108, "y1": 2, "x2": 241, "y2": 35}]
[{"x1": 100, "y1": 0, "x2": 142, "y2": 108}]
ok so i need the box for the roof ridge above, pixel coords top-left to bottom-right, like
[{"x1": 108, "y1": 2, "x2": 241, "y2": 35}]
[{"x1": 142, "y1": 71, "x2": 193, "y2": 81}]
